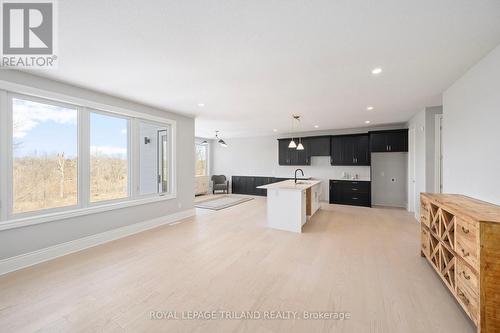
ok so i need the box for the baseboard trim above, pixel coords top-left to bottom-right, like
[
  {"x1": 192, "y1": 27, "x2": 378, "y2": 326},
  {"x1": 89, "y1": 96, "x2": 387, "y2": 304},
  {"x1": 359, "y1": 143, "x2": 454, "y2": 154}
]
[{"x1": 0, "y1": 208, "x2": 195, "y2": 276}]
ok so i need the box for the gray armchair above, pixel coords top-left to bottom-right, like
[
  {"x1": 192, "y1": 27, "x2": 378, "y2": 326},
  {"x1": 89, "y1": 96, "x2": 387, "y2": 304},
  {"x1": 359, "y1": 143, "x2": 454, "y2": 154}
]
[{"x1": 211, "y1": 175, "x2": 229, "y2": 194}]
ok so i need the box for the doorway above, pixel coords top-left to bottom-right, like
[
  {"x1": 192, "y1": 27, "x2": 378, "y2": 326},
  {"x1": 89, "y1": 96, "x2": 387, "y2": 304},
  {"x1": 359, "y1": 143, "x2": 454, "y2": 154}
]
[{"x1": 435, "y1": 114, "x2": 443, "y2": 193}]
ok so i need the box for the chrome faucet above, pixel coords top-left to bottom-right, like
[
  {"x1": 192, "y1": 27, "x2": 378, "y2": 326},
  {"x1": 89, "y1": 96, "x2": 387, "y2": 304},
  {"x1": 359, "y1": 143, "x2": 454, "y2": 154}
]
[{"x1": 294, "y1": 169, "x2": 304, "y2": 184}]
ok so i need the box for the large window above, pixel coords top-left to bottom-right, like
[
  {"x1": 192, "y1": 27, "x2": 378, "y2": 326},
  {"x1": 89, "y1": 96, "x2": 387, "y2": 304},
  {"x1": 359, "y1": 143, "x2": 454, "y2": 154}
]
[
  {"x1": 0, "y1": 89, "x2": 176, "y2": 225},
  {"x1": 90, "y1": 112, "x2": 129, "y2": 202},
  {"x1": 195, "y1": 143, "x2": 208, "y2": 176},
  {"x1": 12, "y1": 97, "x2": 78, "y2": 214}
]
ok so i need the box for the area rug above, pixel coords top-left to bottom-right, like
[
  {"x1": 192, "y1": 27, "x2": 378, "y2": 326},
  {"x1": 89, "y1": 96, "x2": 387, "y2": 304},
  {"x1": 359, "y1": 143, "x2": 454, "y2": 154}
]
[{"x1": 195, "y1": 195, "x2": 254, "y2": 210}]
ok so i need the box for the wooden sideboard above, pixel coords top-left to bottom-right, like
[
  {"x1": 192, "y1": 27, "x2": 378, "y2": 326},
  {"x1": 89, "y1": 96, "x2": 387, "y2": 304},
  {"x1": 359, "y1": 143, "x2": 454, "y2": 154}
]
[{"x1": 420, "y1": 193, "x2": 500, "y2": 332}]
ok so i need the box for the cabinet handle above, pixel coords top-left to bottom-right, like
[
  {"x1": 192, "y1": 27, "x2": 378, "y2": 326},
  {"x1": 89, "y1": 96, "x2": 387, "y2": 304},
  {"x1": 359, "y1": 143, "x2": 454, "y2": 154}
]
[
  {"x1": 461, "y1": 271, "x2": 471, "y2": 280},
  {"x1": 386, "y1": 145, "x2": 389, "y2": 151},
  {"x1": 460, "y1": 248, "x2": 470, "y2": 257},
  {"x1": 457, "y1": 290, "x2": 470, "y2": 305},
  {"x1": 352, "y1": 188, "x2": 358, "y2": 191},
  {"x1": 461, "y1": 226, "x2": 470, "y2": 234},
  {"x1": 389, "y1": 145, "x2": 392, "y2": 151},
  {"x1": 352, "y1": 197, "x2": 358, "y2": 200}
]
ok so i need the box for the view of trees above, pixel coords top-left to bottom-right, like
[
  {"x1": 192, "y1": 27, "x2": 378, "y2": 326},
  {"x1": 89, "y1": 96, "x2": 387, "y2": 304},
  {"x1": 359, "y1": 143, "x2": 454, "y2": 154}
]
[
  {"x1": 13, "y1": 154, "x2": 78, "y2": 213},
  {"x1": 90, "y1": 153, "x2": 128, "y2": 202}
]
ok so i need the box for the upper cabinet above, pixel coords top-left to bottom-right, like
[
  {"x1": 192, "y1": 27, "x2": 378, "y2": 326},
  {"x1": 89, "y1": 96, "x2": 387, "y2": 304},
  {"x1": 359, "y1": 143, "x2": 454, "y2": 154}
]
[
  {"x1": 369, "y1": 129, "x2": 408, "y2": 152},
  {"x1": 278, "y1": 138, "x2": 310, "y2": 166},
  {"x1": 307, "y1": 136, "x2": 331, "y2": 156},
  {"x1": 277, "y1": 129, "x2": 407, "y2": 166},
  {"x1": 330, "y1": 134, "x2": 370, "y2": 166}
]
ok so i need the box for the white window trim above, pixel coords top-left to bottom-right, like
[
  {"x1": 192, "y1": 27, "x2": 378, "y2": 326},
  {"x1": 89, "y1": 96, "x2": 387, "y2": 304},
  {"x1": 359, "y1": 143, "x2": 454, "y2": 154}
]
[{"x1": 0, "y1": 80, "x2": 177, "y2": 231}]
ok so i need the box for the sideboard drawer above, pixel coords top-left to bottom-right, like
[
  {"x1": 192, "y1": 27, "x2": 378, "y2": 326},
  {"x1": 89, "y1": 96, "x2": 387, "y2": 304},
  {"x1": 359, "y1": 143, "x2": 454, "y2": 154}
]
[
  {"x1": 456, "y1": 218, "x2": 479, "y2": 268},
  {"x1": 420, "y1": 199, "x2": 430, "y2": 227},
  {"x1": 457, "y1": 278, "x2": 479, "y2": 324},
  {"x1": 457, "y1": 259, "x2": 479, "y2": 295}
]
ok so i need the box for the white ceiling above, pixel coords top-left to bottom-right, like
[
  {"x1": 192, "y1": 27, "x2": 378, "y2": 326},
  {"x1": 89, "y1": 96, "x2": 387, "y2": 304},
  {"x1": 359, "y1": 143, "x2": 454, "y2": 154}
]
[{"x1": 35, "y1": 0, "x2": 500, "y2": 138}]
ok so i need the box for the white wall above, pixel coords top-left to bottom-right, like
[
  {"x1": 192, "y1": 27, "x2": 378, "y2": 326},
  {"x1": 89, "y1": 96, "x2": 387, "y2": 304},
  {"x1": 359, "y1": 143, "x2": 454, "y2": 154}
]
[
  {"x1": 443, "y1": 43, "x2": 500, "y2": 205},
  {"x1": 0, "y1": 70, "x2": 195, "y2": 260}
]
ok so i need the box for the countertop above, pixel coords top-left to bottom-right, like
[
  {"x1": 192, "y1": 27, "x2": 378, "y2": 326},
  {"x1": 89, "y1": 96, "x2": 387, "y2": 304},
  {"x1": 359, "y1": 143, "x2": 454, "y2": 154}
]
[{"x1": 257, "y1": 179, "x2": 322, "y2": 191}]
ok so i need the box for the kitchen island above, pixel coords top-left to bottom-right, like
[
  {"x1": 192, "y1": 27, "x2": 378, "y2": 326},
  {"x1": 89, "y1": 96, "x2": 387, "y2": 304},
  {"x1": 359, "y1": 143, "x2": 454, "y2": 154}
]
[{"x1": 257, "y1": 179, "x2": 322, "y2": 233}]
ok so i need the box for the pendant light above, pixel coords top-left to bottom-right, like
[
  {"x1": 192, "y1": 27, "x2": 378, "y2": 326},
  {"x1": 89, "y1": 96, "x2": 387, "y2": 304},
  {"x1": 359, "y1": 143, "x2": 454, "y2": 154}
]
[
  {"x1": 288, "y1": 115, "x2": 298, "y2": 148},
  {"x1": 293, "y1": 115, "x2": 304, "y2": 150},
  {"x1": 200, "y1": 140, "x2": 208, "y2": 145},
  {"x1": 215, "y1": 130, "x2": 228, "y2": 147}
]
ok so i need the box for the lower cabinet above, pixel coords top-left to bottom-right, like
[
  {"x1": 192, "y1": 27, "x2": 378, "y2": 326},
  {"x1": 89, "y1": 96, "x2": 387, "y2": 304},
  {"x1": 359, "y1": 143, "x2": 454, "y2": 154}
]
[
  {"x1": 329, "y1": 180, "x2": 371, "y2": 207},
  {"x1": 231, "y1": 176, "x2": 279, "y2": 196}
]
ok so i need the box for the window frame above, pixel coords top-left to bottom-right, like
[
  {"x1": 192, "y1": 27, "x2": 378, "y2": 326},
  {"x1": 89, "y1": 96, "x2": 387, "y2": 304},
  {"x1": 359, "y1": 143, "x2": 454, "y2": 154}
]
[
  {"x1": 88, "y1": 108, "x2": 131, "y2": 205},
  {"x1": 7, "y1": 92, "x2": 82, "y2": 220},
  {"x1": 195, "y1": 138, "x2": 209, "y2": 177},
  {"x1": 0, "y1": 83, "x2": 177, "y2": 231}
]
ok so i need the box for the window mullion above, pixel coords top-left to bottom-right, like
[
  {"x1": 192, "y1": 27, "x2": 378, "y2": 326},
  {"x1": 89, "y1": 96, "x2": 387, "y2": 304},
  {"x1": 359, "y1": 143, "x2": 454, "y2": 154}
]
[
  {"x1": 79, "y1": 107, "x2": 90, "y2": 209},
  {"x1": 0, "y1": 91, "x2": 10, "y2": 221},
  {"x1": 130, "y1": 118, "x2": 139, "y2": 198}
]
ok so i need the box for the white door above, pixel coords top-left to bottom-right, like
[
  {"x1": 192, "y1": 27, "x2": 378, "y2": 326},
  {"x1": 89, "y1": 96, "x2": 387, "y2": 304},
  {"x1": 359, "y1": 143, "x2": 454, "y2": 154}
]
[{"x1": 408, "y1": 127, "x2": 416, "y2": 213}]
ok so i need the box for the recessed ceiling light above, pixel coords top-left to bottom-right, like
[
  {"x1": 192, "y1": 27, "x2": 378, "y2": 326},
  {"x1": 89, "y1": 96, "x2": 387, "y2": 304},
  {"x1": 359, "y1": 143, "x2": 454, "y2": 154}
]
[
  {"x1": 365, "y1": 120, "x2": 371, "y2": 124},
  {"x1": 371, "y1": 67, "x2": 382, "y2": 75},
  {"x1": 314, "y1": 125, "x2": 319, "y2": 128},
  {"x1": 366, "y1": 106, "x2": 374, "y2": 111},
  {"x1": 273, "y1": 129, "x2": 278, "y2": 132},
  {"x1": 197, "y1": 103, "x2": 205, "y2": 107}
]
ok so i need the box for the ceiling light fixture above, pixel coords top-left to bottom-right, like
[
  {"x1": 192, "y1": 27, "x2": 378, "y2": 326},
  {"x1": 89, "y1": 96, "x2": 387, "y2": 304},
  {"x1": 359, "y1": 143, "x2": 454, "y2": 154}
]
[
  {"x1": 197, "y1": 103, "x2": 205, "y2": 107},
  {"x1": 314, "y1": 125, "x2": 319, "y2": 128},
  {"x1": 290, "y1": 115, "x2": 304, "y2": 150},
  {"x1": 371, "y1": 67, "x2": 382, "y2": 75},
  {"x1": 366, "y1": 106, "x2": 374, "y2": 111},
  {"x1": 365, "y1": 120, "x2": 371, "y2": 124},
  {"x1": 273, "y1": 129, "x2": 278, "y2": 132},
  {"x1": 215, "y1": 130, "x2": 228, "y2": 147}
]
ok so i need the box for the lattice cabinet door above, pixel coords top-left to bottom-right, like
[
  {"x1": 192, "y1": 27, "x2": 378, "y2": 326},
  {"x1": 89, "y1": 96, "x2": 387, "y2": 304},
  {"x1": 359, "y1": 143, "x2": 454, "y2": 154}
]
[
  {"x1": 429, "y1": 203, "x2": 441, "y2": 236},
  {"x1": 439, "y1": 209, "x2": 456, "y2": 251},
  {"x1": 429, "y1": 232, "x2": 440, "y2": 270},
  {"x1": 440, "y1": 245, "x2": 456, "y2": 290}
]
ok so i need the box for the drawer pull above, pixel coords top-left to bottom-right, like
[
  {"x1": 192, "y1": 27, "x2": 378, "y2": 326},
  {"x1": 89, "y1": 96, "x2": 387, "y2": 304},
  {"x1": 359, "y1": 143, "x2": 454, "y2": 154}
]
[
  {"x1": 351, "y1": 188, "x2": 358, "y2": 191},
  {"x1": 460, "y1": 248, "x2": 470, "y2": 257},
  {"x1": 461, "y1": 226, "x2": 470, "y2": 234},
  {"x1": 457, "y1": 290, "x2": 470, "y2": 305},
  {"x1": 352, "y1": 197, "x2": 358, "y2": 200},
  {"x1": 462, "y1": 271, "x2": 471, "y2": 280}
]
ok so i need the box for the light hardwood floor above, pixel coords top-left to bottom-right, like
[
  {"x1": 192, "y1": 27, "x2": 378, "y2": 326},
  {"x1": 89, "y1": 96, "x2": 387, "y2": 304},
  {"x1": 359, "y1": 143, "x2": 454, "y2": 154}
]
[{"x1": 0, "y1": 196, "x2": 476, "y2": 333}]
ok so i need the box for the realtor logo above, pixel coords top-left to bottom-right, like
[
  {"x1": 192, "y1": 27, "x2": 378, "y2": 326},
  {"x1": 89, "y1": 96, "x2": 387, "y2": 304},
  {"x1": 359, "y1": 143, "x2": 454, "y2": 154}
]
[{"x1": 1, "y1": 0, "x2": 57, "y2": 68}]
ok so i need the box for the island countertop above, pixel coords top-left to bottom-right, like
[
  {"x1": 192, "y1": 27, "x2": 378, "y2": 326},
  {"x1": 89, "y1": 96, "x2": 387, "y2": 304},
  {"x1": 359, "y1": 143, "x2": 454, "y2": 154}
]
[{"x1": 257, "y1": 179, "x2": 322, "y2": 191}]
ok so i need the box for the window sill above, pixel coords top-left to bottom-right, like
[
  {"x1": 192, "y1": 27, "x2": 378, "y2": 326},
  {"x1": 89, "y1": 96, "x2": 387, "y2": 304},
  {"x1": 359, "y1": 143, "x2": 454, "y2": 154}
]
[{"x1": 0, "y1": 194, "x2": 177, "y2": 231}]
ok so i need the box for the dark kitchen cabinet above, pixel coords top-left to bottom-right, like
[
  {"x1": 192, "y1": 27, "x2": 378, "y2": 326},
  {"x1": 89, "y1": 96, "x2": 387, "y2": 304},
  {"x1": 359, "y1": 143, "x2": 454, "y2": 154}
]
[
  {"x1": 277, "y1": 138, "x2": 310, "y2": 166},
  {"x1": 330, "y1": 135, "x2": 370, "y2": 166},
  {"x1": 369, "y1": 129, "x2": 408, "y2": 152},
  {"x1": 329, "y1": 180, "x2": 371, "y2": 207},
  {"x1": 307, "y1": 136, "x2": 331, "y2": 156}
]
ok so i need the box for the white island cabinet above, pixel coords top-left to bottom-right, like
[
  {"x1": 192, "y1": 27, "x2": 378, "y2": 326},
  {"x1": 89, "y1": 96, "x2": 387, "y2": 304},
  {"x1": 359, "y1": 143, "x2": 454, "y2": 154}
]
[{"x1": 257, "y1": 180, "x2": 322, "y2": 233}]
